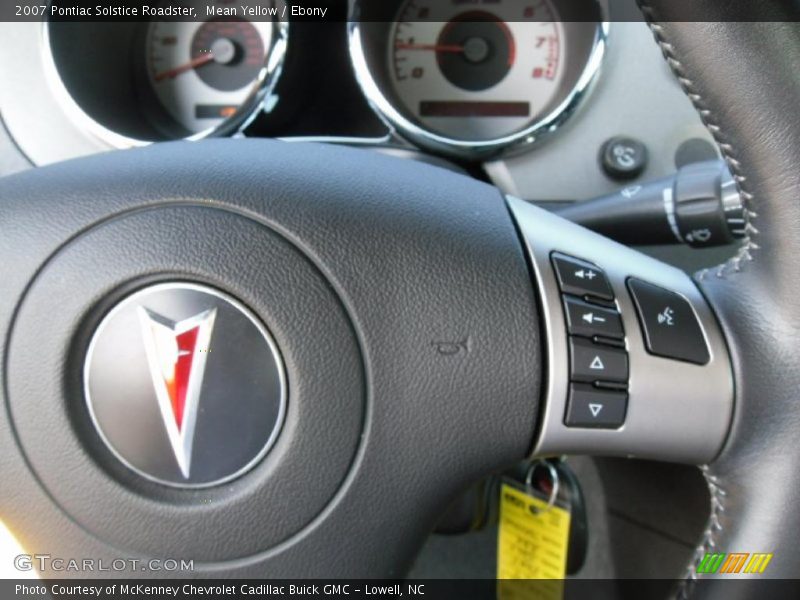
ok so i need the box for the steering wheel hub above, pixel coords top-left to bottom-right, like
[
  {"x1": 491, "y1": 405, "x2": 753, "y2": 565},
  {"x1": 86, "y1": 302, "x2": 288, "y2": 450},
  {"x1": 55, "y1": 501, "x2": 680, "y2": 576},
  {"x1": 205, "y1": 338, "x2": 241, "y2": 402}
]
[{"x1": 6, "y1": 201, "x2": 366, "y2": 562}]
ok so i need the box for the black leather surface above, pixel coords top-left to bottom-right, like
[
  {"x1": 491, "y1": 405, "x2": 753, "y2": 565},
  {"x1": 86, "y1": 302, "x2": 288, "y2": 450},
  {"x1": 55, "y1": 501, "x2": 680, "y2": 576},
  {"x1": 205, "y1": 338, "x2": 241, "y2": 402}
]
[
  {"x1": 0, "y1": 139, "x2": 541, "y2": 576},
  {"x1": 639, "y1": 2, "x2": 800, "y2": 591}
]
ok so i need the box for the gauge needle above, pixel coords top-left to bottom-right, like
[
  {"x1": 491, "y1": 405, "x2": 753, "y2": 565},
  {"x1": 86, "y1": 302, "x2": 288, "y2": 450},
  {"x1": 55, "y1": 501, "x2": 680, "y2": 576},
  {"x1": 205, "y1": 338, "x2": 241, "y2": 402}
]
[
  {"x1": 154, "y1": 53, "x2": 215, "y2": 82},
  {"x1": 394, "y1": 43, "x2": 465, "y2": 53}
]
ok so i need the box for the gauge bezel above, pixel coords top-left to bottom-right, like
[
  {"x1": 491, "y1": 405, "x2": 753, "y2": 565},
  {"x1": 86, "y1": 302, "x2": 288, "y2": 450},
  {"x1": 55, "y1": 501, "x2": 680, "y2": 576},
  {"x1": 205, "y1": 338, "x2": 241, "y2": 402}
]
[
  {"x1": 348, "y1": 0, "x2": 609, "y2": 159},
  {"x1": 41, "y1": 13, "x2": 288, "y2": 148}
]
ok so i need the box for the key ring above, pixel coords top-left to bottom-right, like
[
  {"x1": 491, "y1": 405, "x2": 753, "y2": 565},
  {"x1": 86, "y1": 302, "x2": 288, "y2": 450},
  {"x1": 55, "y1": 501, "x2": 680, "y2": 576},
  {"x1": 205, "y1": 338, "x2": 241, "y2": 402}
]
[{"x1": 525, "y1": 459, "x2": 560, "y2": 513}]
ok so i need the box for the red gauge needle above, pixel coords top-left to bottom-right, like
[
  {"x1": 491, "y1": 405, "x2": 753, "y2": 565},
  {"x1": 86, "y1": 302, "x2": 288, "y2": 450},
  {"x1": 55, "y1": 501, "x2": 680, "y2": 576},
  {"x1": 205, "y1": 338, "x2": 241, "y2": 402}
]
[
  {"x1": 154, "y1": 53, "x2": 215, "y2": 82},
  {"x1": 394, "y1": 43, "x2": 465, "y2": 53}
]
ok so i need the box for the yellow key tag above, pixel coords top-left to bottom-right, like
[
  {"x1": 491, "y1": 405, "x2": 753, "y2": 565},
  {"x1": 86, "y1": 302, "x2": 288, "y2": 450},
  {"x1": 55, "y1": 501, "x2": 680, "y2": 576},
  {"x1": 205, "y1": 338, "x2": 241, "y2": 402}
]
[{"x1": 497, "y1": 480, "x2": 571, "y2": 600}]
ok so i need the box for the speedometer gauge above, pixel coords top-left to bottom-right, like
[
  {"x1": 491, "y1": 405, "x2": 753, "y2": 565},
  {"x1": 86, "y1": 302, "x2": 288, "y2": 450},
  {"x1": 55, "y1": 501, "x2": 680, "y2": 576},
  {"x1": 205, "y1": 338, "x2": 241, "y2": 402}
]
[
  {"x1": 43, "y1": 5, "x2": 287, "y2": 147},
  {"x1": 350, "y1": 0, "x2": 607, "y2": 158}
]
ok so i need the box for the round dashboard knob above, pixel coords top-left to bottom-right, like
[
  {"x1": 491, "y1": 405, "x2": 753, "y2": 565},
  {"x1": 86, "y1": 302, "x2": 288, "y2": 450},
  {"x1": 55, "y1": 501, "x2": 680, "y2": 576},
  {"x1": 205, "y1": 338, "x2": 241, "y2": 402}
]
[{"x1": 600, "y1": 136, "x2": 649, "y2": 180}]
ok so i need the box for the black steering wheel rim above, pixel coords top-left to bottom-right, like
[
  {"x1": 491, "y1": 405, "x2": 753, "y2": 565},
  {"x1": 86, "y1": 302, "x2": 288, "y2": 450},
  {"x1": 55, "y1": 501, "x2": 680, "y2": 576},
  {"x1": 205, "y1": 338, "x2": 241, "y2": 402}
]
[
  {"x1": 635, "y1": 1, "x2": 800, "y2": 593},
  {"x1": 0, "y1": 5, "x2": 798, "y2": 594}
]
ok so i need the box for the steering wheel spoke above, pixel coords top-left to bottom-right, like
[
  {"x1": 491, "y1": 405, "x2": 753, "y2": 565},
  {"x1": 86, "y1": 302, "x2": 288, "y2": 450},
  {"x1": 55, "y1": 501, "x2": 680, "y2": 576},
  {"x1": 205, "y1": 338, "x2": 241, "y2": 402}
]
[{"x1": 509, "y1": 195, "x2": 733, "y2": 463}]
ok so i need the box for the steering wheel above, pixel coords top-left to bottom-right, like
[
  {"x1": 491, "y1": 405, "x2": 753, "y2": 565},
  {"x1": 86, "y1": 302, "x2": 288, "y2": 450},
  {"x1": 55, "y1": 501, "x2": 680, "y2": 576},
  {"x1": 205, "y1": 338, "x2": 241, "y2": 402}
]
[{"x1": 1, "y1": 3, "x2": 798, "y2": 596}]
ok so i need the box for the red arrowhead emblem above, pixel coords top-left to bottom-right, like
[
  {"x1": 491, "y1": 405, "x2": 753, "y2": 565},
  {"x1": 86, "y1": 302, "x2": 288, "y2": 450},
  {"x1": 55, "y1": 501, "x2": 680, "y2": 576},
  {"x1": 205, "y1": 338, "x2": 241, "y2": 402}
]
[{"x1": 138, "y1": 307, "x2": 217, "y2": 478}]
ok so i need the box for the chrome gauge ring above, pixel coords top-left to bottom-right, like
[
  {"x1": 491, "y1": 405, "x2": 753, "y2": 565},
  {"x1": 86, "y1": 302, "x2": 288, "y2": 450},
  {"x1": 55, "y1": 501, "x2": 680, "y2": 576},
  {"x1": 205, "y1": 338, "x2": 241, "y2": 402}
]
[{"x1": 349, "y1": 0, "x2": 608, "y2": 159}]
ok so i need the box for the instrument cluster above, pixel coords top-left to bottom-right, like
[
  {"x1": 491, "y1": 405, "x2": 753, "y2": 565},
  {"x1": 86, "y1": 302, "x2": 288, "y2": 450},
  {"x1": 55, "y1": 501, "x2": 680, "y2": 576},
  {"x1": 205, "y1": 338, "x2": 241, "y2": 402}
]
[{"x1": 42, "y1": 0, "x2": 607, "y2": 160}]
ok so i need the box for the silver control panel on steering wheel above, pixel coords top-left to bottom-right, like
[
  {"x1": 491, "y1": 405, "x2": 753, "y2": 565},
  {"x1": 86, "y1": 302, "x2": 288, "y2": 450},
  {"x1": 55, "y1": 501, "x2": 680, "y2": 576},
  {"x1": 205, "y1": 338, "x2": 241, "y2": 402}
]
[{"x1": 507, "y1": 196, "x2": 734, "y2": 464}]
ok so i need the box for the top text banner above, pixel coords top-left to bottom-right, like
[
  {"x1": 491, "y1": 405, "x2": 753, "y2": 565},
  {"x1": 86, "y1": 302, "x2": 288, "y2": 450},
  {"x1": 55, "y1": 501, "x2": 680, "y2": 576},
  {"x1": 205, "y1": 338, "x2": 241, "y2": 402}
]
[
  {"x1": 5, "y1": 0, "x2": 796, "y2": 23},
  {"x1": 12, "y1": 1, "x2": 344, "y2": 22}
]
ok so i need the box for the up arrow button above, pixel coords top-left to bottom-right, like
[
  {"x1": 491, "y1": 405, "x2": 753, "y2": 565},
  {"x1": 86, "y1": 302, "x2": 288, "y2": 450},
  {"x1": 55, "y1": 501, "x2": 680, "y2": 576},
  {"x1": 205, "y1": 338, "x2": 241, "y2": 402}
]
[
  {"x1": 589, "y1": 356, "x2": 605, "y2": 370},
  {"x1": 569, "y1": 338, "x2": 628, "y2": 384}
]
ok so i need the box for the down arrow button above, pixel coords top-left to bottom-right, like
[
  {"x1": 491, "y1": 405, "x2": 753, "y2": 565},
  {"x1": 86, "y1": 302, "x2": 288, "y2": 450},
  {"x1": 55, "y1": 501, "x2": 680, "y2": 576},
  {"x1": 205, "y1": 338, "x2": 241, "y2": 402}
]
[{"x1": 565, "y1": 384, "x2": 628, "y2": 429}]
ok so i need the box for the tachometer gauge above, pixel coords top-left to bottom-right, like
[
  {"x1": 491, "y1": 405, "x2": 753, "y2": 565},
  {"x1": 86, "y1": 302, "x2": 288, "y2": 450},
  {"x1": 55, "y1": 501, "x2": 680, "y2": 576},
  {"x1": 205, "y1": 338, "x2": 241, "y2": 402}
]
[
  {"x1": 144, "y1": 18, "x2": 279, "y2": 137},
  {"x1": 350, "y1": 0, "x2": 607, "y2": 158},
  {"x1": 390, "y1": 6, "x2": 565, "y2": 141}
]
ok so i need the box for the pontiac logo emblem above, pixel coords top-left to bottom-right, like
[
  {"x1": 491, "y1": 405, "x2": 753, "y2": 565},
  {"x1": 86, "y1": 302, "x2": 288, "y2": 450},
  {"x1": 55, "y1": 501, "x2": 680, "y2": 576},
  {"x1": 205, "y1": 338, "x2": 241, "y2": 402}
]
[
  {"x1": 84, "y1": 283, "x2": 286, "y2": 488},
  {"x1": 138, "y1": 307, "x2": 217, "y2": 478}
]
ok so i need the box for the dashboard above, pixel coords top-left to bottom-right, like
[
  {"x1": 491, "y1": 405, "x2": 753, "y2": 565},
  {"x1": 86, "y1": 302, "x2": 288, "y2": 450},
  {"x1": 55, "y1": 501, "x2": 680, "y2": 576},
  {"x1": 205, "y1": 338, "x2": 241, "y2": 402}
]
[{"x1": 0, "y1": 0, "x2": 723, "y2": 215}]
